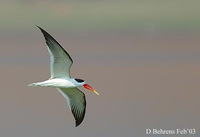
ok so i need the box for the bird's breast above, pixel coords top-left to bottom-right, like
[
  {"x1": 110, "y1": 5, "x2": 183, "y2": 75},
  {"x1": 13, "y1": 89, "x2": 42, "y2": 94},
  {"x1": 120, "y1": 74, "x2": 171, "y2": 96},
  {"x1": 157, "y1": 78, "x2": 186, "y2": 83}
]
[{"x1": 46, "y1": 78, "x2": 77, "y2": 88}]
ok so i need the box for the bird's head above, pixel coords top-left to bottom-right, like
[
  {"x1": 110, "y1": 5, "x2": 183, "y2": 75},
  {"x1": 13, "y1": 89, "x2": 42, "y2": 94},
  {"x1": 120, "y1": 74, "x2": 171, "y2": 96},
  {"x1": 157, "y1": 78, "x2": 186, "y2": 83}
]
[{"x1": 74, "y1": 78, "x2": 99, "y2": 95}]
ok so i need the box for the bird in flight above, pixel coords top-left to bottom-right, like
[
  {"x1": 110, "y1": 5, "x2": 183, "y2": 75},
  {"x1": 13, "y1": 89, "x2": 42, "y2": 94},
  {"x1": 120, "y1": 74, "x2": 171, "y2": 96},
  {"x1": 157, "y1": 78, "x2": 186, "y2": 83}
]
[{"x1": 29, "y1": 26, "x2": 99, "y2": 127}]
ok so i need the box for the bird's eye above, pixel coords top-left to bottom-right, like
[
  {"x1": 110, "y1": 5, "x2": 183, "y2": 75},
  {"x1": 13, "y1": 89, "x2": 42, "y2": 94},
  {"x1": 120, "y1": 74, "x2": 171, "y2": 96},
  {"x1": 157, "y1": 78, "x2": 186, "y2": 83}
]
[{"x1": 75, "y1": 79, "x2": 84, "y2": 83}]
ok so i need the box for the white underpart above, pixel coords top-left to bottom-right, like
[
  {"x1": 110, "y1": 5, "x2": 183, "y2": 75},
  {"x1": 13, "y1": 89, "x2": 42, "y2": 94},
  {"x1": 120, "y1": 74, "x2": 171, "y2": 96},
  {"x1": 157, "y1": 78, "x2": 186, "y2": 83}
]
[{"x1": 29, "y1": 78, "x2": 85, "y2": 88}]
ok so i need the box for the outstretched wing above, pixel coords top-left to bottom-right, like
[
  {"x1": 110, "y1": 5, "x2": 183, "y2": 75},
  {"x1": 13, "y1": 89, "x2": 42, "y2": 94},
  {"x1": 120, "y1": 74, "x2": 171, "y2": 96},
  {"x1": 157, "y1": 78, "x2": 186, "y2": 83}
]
[
  {"x1": 57, "y1": 88, "x2": 86, "y2": 127},
  {"x1": 37, "y1": 26, "x2": 73, "y2": 78}
]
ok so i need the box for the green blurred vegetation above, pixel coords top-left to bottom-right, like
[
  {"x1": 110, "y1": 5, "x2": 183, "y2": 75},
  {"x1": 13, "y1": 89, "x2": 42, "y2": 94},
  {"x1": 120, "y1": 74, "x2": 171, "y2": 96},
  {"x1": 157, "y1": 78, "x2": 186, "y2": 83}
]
[{"x1": 0, "y1": 0, "x2": 200, "y2": 32}]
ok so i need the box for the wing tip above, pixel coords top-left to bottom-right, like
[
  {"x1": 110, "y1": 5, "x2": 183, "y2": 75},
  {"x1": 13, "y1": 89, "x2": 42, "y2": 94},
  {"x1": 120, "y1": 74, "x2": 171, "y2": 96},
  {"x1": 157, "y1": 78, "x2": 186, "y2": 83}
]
[
  {"x1": 36, "y1": 25, "x2": 42, "y2": 31},
  {"x1": 36, "y1": 25, "x2": 47, "y2": 35},
  {"x1": 75, "y1": 119, "x2": 84, "y2": 127},
  {"x1": 36, "y1": 25, "x2": 40, "y2": 28},
  {"x1": 35, "y1": 25, "x2": 74, "y2": 63},
  {"x1": 73, "y1": 109, "x2": 86, "y2": 127}
]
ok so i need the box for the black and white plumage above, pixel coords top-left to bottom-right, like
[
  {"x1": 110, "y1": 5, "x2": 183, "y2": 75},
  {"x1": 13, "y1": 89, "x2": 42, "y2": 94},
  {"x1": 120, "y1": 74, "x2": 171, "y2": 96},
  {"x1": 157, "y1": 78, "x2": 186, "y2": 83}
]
[
  {"x1": 57, "y1": 88, "x2": 86, "y2": 126},
  {"x1": 29, "y1": 26, "x2": 99, "y2": 127}
]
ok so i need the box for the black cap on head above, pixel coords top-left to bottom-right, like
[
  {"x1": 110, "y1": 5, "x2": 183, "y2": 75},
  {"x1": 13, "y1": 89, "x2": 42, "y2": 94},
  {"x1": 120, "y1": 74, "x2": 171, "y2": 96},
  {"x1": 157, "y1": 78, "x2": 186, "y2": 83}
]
[{"x1": 75, "y1": 79, "x2": 84, "y2": 83}]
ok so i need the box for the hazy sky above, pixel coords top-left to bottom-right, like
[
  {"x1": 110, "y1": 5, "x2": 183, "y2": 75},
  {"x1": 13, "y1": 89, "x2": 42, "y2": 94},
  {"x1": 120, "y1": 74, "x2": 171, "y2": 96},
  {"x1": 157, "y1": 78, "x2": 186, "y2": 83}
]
[{"x1": 0, "y1": 1, "x2": 200, "y2": 137}]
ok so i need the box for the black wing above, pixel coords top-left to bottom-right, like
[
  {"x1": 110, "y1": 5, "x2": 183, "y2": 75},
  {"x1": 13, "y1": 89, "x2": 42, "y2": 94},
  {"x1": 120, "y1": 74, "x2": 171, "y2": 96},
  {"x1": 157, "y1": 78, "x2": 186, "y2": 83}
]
[
  {"x1": 57, "y1": 88, "x2": 86, "y2": 127},
  {"x1": 37, "y1": 26, "x2": 73, "y2": 78}
]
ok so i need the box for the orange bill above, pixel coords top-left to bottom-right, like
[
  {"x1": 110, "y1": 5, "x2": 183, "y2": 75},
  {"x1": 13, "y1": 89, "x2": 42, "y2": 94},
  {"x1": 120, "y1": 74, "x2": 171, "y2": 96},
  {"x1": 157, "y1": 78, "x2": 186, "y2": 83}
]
[{"x1": 84, "y1": 84, "x2": 99, "y2": 95}]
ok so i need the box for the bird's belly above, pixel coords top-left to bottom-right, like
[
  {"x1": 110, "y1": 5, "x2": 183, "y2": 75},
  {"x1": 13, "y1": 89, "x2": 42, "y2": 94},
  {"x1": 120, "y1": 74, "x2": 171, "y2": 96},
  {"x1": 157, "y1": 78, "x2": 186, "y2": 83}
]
[
  {"x1": 33, "y1": 79, "x2": 76, "y2": 88},
  {"x1": 52, "y1": 79, "x2": 76, "y2": 88}
]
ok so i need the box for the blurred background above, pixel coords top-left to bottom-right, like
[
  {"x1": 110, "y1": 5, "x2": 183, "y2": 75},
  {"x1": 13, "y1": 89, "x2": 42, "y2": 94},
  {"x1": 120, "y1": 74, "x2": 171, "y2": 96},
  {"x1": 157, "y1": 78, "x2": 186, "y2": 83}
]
[{"x1": 0, "y1": 0, "x2": 200, "y2": 137}]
